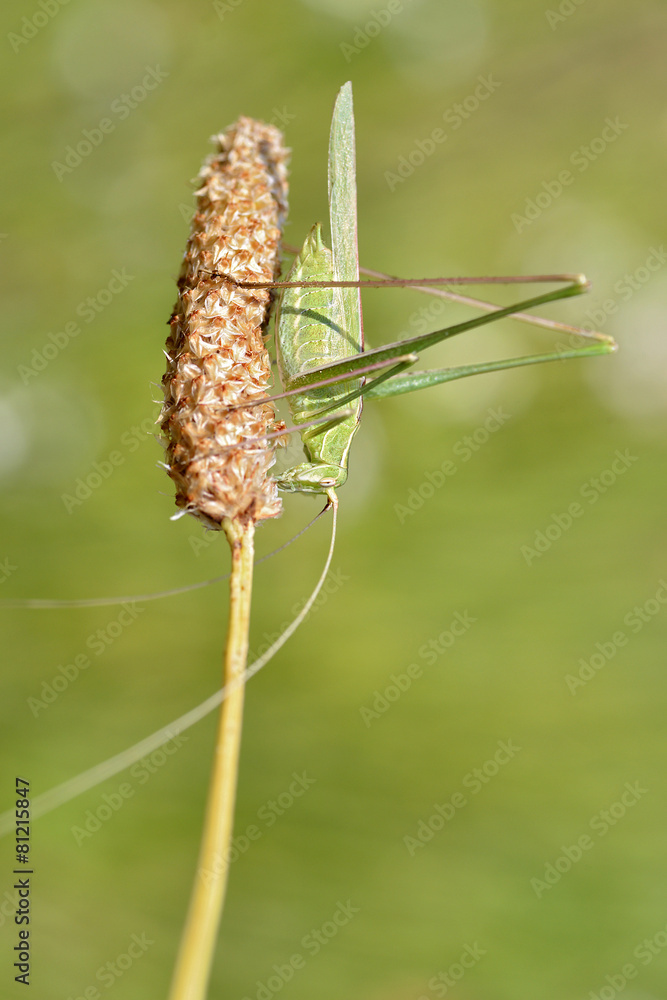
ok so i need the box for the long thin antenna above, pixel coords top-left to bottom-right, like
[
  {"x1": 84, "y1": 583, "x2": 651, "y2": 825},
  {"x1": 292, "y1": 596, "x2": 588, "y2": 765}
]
[
  {"x1": 0, "y1": 497, "x2": 339, "y2": 835},
  {"x1": 0, "y1": 509, "x2": 327, "y2": 610}
]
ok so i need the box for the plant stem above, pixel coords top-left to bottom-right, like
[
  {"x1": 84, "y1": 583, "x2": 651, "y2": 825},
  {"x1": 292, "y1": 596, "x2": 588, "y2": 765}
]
[{"x1": 168, "y1": 517, "x2": 255, "y2": 1000}]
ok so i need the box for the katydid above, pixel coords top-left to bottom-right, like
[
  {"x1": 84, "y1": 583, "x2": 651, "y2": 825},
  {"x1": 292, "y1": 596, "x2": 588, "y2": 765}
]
[
  {"x1": 230, "y1": 81, "x2": 615, "y2": 511},
  {"x1": 3, "y1": 82, "x2": 615, "y2": 607},
  {"x1": 0, "y1": 81, "x2": 617, "y2": 833}
]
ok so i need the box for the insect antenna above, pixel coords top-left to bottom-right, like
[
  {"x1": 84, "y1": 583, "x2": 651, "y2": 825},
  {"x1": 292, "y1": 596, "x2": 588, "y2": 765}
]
[
  {"x1": 0, "y1": 508, "x2": 327, "y2": 610},
  {"x1": 0, "y1": 496, "x2": 338, "y2": 836}
]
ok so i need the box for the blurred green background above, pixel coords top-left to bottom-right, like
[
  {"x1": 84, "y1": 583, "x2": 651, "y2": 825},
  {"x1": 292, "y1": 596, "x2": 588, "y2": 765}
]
[{"x1": 1, "y1": 1, "x2": 666, "y2": 998}]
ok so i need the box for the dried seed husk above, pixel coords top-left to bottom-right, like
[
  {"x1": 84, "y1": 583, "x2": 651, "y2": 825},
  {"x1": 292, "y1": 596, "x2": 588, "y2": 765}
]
[{"x1": 161, "y1": 118, "x2": 289, "y2": 528}]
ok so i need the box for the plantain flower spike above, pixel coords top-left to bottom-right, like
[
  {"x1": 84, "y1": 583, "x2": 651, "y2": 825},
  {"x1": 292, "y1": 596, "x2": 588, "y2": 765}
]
[{"x1": 161, "y1": 118, "x2": 289, "y2": 528}]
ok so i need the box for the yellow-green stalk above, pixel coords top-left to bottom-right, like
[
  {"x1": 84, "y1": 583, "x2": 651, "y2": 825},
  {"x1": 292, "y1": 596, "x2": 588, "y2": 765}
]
[{"x1": 161, "y1": 118, "x2": 289, "y2": 1000}]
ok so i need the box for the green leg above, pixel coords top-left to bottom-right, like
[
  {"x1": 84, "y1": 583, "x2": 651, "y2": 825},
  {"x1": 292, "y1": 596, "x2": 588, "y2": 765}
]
[
  {"x1": 290, "y1": 278, "x2": 602, "y2": 388},
  {"x1": 232, "y1": 294, "x2": 614, "y2": 418},
  {"x1": 357, "y1": 263, "x2": 608, "y2": 343},
  {"x1": 304, "y1": 355, "x2": 418, "y2": 419},
  {"x1": 212, "y1": 406, "x2": 357, "y2": 453},
  {"x1": 231, "y1": 352, "x2": 419, "y2": 414},
  {"x1": 231, "y1": 280, "x2": 614, "y2": 419},
  {"x1": 363, "y1": 343, "x2": 615, "y2": 401}
]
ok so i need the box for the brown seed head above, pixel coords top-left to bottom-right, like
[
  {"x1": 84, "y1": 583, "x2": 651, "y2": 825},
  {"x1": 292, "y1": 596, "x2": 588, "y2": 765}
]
[{"x1": 160, "y1": 118, "x2": 289, "y2": 528}]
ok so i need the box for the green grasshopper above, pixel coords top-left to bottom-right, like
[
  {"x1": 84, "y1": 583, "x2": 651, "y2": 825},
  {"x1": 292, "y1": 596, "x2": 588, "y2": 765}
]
[
  {"x1": 235, "y1": 82, "x2": 615, "y2": 513},
  {"x1": 0, "y1": 82, "x2": 616, "y2": 832},
  {"x1": 5, "y1": 83, "x2": 615, "y2": 605}
]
